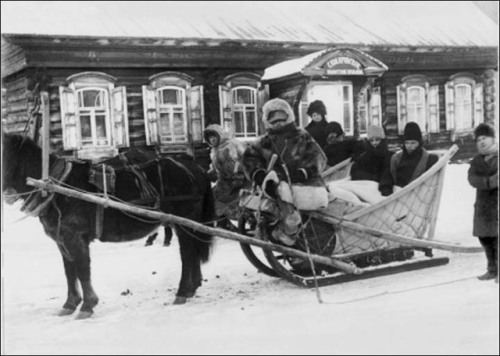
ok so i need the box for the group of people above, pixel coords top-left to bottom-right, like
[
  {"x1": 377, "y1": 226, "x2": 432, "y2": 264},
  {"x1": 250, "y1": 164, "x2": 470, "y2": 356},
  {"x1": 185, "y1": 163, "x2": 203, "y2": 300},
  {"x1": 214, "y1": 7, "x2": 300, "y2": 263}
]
[{"x1": 203, "y1": 98, "x2": 497, "y2": 282}]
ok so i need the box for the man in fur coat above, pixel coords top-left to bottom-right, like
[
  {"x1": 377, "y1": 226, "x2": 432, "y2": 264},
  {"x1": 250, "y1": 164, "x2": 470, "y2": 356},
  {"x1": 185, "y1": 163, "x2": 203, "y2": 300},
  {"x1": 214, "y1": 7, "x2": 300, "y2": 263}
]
[
  {"x1": 468, "y1": 123, "x2": 498, "y2": 282},
  {"x1": 241, "y1": 98, "x2": 327, "y2": 245}
]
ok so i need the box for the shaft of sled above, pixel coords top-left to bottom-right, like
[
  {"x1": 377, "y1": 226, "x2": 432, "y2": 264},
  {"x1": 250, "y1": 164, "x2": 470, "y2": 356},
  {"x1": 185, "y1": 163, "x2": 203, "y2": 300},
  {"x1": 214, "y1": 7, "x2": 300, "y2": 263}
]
[
  {"x1": 311, "y1": 212, "x2": 484, "y2": 254},
  {"x1": 26, "y1": 178, "x2": 362, "y2": 275}
]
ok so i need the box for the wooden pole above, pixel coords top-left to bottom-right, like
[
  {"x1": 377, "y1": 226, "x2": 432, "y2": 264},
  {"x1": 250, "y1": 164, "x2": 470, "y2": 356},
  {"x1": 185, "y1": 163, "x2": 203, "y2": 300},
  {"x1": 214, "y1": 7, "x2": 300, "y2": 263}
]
[
  {"x1": 41, "y1": 91, "x2": 50, "y2": 197},
  {"x1": 310, "y1": 212, "x2": 484, "y2": 254},
  {"x1": 26, "y1": 177, "x2": 363, "y2": 275}
]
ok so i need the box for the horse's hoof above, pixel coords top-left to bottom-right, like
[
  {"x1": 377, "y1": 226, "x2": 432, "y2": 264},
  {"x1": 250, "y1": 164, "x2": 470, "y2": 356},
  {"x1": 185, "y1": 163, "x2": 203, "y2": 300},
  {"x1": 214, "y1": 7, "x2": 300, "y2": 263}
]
[
  {"x1": 75, "y1": 311, "x2": 93, "y2": 320},
  {"x1": 57, "y1": 308, "x2": 76, "y2": 316},
  {"x1": 172, "y1": 296, "x2": 187, "y2": 305}
]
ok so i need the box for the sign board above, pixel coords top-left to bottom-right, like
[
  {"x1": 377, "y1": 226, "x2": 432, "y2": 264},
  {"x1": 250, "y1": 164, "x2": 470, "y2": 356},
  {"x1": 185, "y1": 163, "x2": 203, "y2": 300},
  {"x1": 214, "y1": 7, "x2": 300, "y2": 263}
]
[{"x1": 323, "y1": 56, "x2": 364, "y2": 75}]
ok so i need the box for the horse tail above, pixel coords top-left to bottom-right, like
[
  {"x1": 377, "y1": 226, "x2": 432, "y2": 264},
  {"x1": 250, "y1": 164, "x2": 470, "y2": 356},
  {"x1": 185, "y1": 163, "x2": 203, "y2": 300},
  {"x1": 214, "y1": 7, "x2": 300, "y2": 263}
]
[{"x1": 197, "y1": 171, "x2": 216, "y2": 263}]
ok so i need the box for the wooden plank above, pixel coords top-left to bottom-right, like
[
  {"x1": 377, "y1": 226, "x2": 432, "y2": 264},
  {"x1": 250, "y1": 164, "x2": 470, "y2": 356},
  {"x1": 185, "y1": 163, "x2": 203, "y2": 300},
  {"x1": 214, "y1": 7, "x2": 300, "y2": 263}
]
[{"x1": 26, "y1": 177, "x2": 363, "y2": 276}]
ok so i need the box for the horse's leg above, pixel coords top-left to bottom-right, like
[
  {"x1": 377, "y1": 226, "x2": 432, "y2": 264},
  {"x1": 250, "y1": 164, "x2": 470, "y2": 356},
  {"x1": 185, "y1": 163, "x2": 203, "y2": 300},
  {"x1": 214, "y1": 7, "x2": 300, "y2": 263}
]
[
  {"x1": 57, "y1": 254, "x2": 82, "y2": 316},
  {"x1": 62, "y1": 233, "x2": 99, "y2": 319},
  {"x1": 163, "y1": 225, "x2": 173, "y2": 246},
  {"x1": 172, "y1": 227, "x2": 196, "y2": 305}
]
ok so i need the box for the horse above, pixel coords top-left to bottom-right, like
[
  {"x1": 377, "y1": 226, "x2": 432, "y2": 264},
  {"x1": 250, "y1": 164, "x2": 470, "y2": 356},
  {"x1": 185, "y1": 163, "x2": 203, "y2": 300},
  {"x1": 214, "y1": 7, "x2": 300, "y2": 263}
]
[{"x1": 2, "y1": 133, "x2": 215, "y2": 318}]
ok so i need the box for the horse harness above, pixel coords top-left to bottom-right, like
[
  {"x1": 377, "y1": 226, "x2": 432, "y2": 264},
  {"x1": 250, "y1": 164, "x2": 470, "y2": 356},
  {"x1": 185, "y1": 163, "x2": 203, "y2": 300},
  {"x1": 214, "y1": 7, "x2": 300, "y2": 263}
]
[
  {"x1": 20, "y1": 158, "x2": 73, "y2": 217},
  {"x1": 89, "y1": 153, "x2": 202, "y2": 239}
]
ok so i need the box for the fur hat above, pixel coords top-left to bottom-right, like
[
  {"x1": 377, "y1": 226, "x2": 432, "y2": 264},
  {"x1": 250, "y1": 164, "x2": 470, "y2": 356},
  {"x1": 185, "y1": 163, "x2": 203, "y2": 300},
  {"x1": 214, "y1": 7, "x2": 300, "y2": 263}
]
[
  {"x1": 262, "y1": 98, "x2": 295, "y2": 131},
  {"x1": 306, "y1": 100, "x2": 327, "y2": 118},
  {"x1": 474, "y1": 123, "x2": 495, "y2": 140},
  {"x1": 367, "y1": 125, "x2": 385, "y2": 139},
  {"x1": 325, "y1": 122, "x2": 344, "y2": 137},
  {"x1": 403, "y1": 122, "x2": 423, "y2": 144}
]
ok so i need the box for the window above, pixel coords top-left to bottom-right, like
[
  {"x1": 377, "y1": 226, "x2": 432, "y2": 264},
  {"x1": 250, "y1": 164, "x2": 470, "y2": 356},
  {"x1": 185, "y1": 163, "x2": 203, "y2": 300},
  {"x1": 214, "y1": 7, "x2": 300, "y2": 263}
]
[
  {"x1": 142, "y1": 72, "x2": 204, "y2": 148},
  {"x1": 445, "y1": 74, "x2": 483, "y2": 132},
  {"x1": 300, "y1": 81, "x2": 354, "y2": 135},
  {"x1": 157, "y1": 87, "x2": 187, "y2": 143},
  {"x1": 233, "y1": 87, "x2": 257, "y2": 138},
  {"x1": 59, "y1": 72, "x2": 129, "y2": 159},
  {"x1": 219, "y1": 73, "x2": 267, "y2": 140},
  {"x1": 397, "y1": 75, "x2": 439, "y2": 134}
]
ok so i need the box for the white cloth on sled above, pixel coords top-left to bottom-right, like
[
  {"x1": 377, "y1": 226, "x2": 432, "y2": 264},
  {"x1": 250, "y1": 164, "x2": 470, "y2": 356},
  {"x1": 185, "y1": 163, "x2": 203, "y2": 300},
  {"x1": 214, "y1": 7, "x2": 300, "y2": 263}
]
[
  {"x1": 262, "y1": 171, "x2": 329, "y2": 210},
  {"x1": 325, "y1": 180, "x2": 403, "y2": 206}
]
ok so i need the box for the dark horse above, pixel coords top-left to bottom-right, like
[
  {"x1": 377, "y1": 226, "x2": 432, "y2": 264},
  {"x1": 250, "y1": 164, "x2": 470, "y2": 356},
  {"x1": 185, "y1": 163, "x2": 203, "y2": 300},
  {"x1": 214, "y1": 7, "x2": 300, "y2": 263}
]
[{"x1": 2, "y1": 134, "x2": 215, "y2": 318}]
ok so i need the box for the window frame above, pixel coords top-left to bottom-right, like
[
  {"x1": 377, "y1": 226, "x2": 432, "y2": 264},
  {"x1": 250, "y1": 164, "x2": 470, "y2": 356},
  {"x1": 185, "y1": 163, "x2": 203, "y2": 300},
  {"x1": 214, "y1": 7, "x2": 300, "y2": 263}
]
[
  {"x1": 232, "y1": 85, "x2": 258, "y2": 138},
  {"x1": 397, "y1": 75, "x2": 440, "y2": 135},
  {"x1": 60, "y1": 71, "x2": 129, "y2": 159},
  {"x1": 445, "y1": 73, "x2": 483, "y2": 133},
  {"x1": 156, "y1": 85, "x2": 188, "y2": 143},
  {"x1": 219, "y1": 72, "x2": 262, "y2": 141}
]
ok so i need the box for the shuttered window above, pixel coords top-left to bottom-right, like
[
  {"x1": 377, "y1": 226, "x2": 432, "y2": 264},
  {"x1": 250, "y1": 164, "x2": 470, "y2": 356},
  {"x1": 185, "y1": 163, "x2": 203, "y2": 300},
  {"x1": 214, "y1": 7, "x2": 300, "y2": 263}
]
[
  {"x1": 397, "y1": 76, "x2": 440, "y2": 134},
  {"x1": 219, "y1": 73, "x2": 265, "y2": 140},
  {"x1": 142, "y1": 72, "x2": 205, "y2": 147},
  {"x1": 59, "y1": 72, "x2": 129, "y2": 158},
  {"x1": 445, "y1": 74, "x2": 483, "y2": 132}
]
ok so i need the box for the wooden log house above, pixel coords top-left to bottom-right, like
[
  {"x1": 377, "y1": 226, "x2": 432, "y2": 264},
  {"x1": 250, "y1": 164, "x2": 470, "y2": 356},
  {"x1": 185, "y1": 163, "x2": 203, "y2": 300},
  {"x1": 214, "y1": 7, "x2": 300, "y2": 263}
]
[{"x1": 1, "y1": 2, "x2": 498, "y2": 166}]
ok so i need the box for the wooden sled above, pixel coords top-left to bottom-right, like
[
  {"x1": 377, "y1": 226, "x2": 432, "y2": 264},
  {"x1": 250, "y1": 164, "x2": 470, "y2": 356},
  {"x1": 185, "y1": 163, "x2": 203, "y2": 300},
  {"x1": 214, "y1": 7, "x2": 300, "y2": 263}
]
[{"x1": 238, "y1": 144, "x2": 483, "y2": 287}]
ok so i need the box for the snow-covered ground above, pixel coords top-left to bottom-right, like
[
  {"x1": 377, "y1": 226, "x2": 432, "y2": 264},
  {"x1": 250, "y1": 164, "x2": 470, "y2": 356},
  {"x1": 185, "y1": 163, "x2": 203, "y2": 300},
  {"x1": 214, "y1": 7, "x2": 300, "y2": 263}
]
[{"x1": 1, "y1": 163, "x2": 498, "y2": 355}]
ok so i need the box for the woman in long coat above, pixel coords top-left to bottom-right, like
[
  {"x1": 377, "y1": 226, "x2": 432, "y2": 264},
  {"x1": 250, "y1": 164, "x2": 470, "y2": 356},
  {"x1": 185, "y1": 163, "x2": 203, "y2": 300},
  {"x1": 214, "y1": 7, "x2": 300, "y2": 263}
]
[{"x1": 468, "y1": 123, "x2": 498, "y2": 281}]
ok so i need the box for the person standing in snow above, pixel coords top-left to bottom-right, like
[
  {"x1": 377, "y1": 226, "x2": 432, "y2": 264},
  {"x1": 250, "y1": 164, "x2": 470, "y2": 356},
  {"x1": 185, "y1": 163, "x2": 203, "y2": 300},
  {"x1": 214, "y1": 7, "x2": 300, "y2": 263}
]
[
  {"x1": 379, "y1": 122, "x2": 439, "y2": 196},
  {"x1": 204, "y1": 124, "x2": 248, "y2": 220},
  {"x1": 468, "y1": 123, "x2": 498, "y2": 282},
  {"x1": 304, "y1": 100, "x2": 330, "y2": 149}
]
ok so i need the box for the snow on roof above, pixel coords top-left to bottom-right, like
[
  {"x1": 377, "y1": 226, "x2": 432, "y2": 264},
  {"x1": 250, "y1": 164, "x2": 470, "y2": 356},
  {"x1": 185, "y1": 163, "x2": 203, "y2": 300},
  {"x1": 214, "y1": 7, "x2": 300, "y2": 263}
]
[
  {"x1": 1, "y1": 1, "x2": 498, "y2": 47},
  {"x1": 261, "y1": 49, "x2": 329, "y2": 82}
]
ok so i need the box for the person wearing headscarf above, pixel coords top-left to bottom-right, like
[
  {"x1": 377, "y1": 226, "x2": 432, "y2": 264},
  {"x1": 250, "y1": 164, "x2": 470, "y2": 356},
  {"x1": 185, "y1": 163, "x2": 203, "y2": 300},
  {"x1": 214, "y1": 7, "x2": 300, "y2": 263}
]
[
  {"x1": 468, "y1": 123, "x2": 498, "y2": 282},
  {"x1": 304, "y1": 100, "x2": 329, "y2": 148},
  {"x1": 351, "y1": 125, "x2": 393, "y2": 186},
  {"x1": 241, "y1": 98, "x2": 327, "y2": 246},
  {"x1": 203, "y1": 124, "x2": 247, "y2": 219},
  {"x1": 322, "y1": 121, "x2": 363, "y2": 167},
  {"x1": 379, "y1": 122, "x2": 438, "y2": 196}
]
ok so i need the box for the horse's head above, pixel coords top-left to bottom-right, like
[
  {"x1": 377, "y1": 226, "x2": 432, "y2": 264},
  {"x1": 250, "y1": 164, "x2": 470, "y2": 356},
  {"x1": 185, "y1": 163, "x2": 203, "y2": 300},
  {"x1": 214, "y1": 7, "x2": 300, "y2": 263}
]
[{"x1": 2, "y1": 133, "x2": 42, "y2": 203}]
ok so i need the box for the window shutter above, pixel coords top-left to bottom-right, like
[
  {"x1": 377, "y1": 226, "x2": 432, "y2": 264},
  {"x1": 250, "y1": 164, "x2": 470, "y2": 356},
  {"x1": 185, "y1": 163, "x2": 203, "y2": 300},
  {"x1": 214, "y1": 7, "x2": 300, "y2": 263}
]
[
  {"x1": 188, "y1": 85, "x2": 205, "y2": 143},
  {"x1": 142, "y1": 85, "x2": 159, "y2": 145},
  {"x1": 397, "y1": 83, "x2": 407, "y2": 135},
  {"x1": 59, "y1": 86, "x2": 80, "y2": 150},
  {"x1": 357, "y1": 90, "x2": 368, "y2": 133},
  {"x1": 445, "y1": 82, "x2": 455, "y2": 131},
  {"x1": 474, "y1": 83, "x2": 484, "y2": 127},
  {"x1": 427, "y1": 85, "x2": 440, "y2": 133},
  {"x1": 219, "y1": 84, "x2": 233, "y2": 132},
  {"x1": 298, "y1": 101, "x2": 309, "y2": 128},
  {"x1": 257, "y1": 84, "x2": 270, "y2": 134},
  {"x1": 111, "y1": 86, "x2": 129, "y2": 147},
  {"x1": 369, "y1": 87, "x2": 382, "y2": 127}
]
